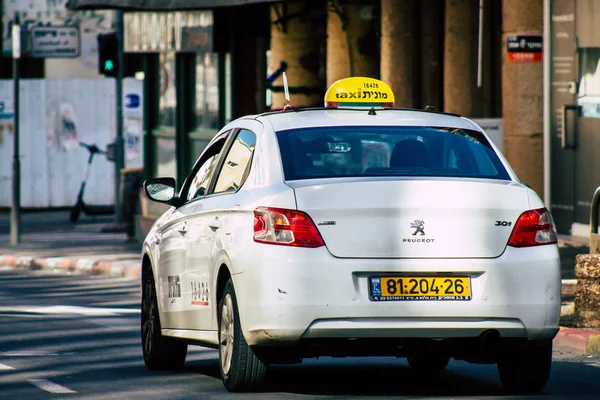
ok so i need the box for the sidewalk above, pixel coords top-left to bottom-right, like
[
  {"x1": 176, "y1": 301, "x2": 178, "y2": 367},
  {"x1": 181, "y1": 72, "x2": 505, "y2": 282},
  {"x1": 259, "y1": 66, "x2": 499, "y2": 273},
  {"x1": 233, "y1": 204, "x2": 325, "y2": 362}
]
[{"x1": 0, "y1": 210, "x2": 142, "y2": 280}]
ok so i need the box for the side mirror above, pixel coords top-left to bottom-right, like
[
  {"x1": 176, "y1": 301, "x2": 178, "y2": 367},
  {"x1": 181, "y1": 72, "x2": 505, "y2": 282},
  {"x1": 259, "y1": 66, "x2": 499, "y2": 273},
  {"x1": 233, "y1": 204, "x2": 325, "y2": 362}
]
[{"x1": 144, "y1": 177, "x2": 178, "y2": 205}]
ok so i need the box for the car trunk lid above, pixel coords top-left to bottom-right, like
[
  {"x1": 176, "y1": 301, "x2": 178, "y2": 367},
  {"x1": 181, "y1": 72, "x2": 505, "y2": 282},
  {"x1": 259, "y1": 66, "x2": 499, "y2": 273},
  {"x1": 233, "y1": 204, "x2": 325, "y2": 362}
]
[{"x1": 288, "y1": 178, "x2": 529, "y2": 259}]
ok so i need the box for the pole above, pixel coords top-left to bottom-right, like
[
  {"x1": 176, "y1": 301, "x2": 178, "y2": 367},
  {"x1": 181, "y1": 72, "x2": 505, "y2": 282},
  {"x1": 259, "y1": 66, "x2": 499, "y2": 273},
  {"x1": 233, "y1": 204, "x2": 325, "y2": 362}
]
[
  {"x1": 543, "y1": 0, "x2": 551, "y2": 209},
  {"x1": 115, "y1": 10, "x2": 125, "y2": 224},
  {"x1": 10, "y1": 14, "x2": 21, "y2": 246},
  {"x1": 477, "y1": 0, "x2": 484, "y2": 88}
]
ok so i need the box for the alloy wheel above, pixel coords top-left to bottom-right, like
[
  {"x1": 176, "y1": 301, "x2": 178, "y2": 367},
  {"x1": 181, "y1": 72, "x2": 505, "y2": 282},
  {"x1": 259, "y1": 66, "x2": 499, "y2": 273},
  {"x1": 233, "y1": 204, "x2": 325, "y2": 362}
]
[
  {"x1": 142, "y1": 279, "x2": 155, "y2": 356},
  {"x1": 220, "y1": 293, "x2": 235, "y2": 375}
]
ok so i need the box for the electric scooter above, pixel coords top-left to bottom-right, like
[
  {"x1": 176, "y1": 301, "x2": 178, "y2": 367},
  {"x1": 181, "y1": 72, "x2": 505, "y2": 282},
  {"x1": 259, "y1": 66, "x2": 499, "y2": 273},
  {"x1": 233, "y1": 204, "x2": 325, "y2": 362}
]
[{"x1": 70, "y1": 142, "x2": 115, "y2": 223}]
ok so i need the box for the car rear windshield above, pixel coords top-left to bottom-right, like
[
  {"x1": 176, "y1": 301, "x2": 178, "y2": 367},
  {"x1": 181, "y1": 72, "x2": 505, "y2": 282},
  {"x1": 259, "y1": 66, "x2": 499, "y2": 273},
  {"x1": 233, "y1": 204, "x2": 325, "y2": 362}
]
[{"x1": 276, "y1": 126, "x2": 511, "y2": 181}]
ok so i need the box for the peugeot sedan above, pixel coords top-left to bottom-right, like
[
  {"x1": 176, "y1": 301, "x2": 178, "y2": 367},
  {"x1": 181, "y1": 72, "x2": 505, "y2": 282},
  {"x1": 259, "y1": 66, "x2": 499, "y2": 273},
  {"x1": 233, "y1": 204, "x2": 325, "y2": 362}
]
[{"x1": 140, "y1": 78, "x2": 560, "y2": 394}]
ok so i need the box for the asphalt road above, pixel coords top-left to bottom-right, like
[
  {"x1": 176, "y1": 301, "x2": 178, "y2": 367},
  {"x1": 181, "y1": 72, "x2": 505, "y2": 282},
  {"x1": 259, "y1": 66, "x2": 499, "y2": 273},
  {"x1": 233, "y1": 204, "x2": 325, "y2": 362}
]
[{"x1": 1, "y1": 268, "x2": 600, "y2": 400}]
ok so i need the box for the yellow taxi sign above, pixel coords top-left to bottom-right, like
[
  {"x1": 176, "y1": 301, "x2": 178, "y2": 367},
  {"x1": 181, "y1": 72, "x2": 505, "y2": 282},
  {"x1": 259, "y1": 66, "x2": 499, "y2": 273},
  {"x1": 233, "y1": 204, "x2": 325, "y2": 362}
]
[{"x1": 324, "y1": 77, "x2": 395, "y2": 109}]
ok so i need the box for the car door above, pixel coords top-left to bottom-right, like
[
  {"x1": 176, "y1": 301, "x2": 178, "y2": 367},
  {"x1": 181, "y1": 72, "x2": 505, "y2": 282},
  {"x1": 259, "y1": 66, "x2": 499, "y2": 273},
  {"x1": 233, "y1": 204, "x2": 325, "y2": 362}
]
[
  {"x1": 185, "y1": 126, "x2": 259, "y2": 331},
  {"x1": 157, "y1": 132, "x2": 231, "y2": 330},
  {"x1": 153, "y1": 205, "x2": 186, "y2": 329}
]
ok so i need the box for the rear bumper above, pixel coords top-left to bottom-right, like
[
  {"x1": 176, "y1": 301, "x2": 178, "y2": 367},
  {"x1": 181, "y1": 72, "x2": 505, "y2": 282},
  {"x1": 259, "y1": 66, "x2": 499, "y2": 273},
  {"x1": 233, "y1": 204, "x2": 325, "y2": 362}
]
[{"x1": 233, "y1": 244, "x2": 561, "y2": 347}]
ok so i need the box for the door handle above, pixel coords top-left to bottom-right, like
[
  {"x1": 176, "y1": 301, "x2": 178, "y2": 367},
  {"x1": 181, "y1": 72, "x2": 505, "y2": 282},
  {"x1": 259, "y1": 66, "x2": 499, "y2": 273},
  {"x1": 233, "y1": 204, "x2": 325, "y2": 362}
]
[
  {"x1": 178, "y1": 223, "x2": 188, "y2": 236},
  {"x1": 562, "y1": 104, "x2": 581, "y2": 149},
  {"x1": 209, "y1": 217, "x2": 221, "y2": 231}
]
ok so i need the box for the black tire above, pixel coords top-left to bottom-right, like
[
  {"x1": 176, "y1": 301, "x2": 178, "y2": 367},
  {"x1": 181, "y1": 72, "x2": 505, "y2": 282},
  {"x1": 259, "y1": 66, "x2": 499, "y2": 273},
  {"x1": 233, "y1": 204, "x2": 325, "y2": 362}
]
[
  {"x1": 70, "y1": 203, "x2": 82, "y2": 223},
  {"x1": 141, "y1": 269, "x2": 187, "y2": 370},
  {"x1": 497, "y1": 341, "x2": 552, "y2": 393},
  {"x1": 407, "y1": 354, "x2": 450, "y2": 371},
  {"x1": 218, "y1": 279, "x2": 267, "y2": 392}
]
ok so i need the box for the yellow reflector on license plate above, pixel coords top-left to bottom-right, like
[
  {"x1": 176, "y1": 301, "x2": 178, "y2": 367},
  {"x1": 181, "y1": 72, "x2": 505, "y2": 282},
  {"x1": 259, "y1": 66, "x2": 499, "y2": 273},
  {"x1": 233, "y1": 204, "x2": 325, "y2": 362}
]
[{"x1": 369, "y1": 276, "x2": 472, "y2": 301}]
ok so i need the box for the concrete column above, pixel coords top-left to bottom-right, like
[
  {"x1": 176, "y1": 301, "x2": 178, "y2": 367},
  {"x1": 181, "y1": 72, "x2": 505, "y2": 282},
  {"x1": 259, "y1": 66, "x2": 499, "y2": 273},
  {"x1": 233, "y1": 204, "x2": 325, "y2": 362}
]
[
  {"x1": 327, "y1": 0, "x2": 379, "y2": 86},
  {"x1": 381, "y1": 0, "x2": 415, "y2": 108},
  {"x1": 444, "y1": 0, "x2": 477, "y2": 115},
  {"x1": 502, "y1": 0, "x2": 543, "y2": 196},
  {"x1": 420, "y1": 0, "x2": 444, "y2": 110},
  {"x1": 270, "y1": 2, "x2": 325, "y2": 109}
]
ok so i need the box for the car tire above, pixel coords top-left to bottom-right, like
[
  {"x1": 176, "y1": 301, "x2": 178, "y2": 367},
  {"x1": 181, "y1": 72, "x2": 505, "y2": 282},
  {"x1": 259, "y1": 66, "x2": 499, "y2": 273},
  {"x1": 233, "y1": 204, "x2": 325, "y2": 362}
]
[
  {"x1": 407, "y1": 354, "x2": 450, "y2": 371},
  {"x1": 497, "y1": 341, "x2": 552, "y2": 393},
  {"x1": 141, "y1": 269, "x2": 187, "y2": 370},
  {"x1": 218, "y1": 279, "x2": 267, "y2": 392}
]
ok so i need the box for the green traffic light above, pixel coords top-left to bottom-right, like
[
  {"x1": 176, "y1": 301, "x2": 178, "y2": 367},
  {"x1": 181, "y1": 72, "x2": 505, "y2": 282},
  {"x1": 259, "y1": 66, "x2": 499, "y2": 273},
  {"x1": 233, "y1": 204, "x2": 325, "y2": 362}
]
[{"x1": 104, "y1": 60, "x2": 114, "y2": 71}]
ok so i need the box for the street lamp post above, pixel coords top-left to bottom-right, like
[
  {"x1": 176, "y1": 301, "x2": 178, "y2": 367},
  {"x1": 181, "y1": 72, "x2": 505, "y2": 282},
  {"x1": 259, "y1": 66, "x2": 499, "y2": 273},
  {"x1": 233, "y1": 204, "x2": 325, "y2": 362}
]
[
  {"x1": 114, "y1": 10, "x2": 125, "y2": 224},
  {"x1": 10, "y1": 14, "x2": 21, "y2": 246}
]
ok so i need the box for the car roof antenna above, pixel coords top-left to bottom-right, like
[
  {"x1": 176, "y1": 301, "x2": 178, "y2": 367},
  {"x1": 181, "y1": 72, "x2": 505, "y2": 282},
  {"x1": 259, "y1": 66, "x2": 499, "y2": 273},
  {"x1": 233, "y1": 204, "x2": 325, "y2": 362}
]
[{"x1": 282, "y1": 72, "x2": 293, "y2": 111}]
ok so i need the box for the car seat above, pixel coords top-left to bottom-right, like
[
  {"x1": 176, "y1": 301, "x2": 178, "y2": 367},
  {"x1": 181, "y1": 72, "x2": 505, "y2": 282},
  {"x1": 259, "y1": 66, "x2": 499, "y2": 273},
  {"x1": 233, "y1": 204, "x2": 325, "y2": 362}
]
[{"x1": 390, "y1": 139, "x2": 432, "y2": 169}]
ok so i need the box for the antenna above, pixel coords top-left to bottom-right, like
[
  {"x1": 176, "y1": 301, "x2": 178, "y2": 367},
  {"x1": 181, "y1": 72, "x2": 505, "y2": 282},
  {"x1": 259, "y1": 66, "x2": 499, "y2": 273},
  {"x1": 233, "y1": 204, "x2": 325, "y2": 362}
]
[{"x1": 282, "y1": 72, "x2": 293, "y2": 110}]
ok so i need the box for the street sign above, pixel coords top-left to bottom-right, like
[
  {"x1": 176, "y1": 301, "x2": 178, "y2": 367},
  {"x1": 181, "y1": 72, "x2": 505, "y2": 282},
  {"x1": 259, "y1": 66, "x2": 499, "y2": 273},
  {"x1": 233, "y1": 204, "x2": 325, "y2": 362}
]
[
  {"x1": 506, "y1": 35, "x2": 543, "y2": 63},
  {"x1": 30, "y1": 26, "x2": 80, "y2": 58}
]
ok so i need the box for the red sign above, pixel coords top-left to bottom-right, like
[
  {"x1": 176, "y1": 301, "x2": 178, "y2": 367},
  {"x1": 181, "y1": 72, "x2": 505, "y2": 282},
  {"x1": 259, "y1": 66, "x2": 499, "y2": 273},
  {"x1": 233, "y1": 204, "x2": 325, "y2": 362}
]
[
  {"x1": 507, "y1": 35, "x2": 543, "y2": 63},
  {"x1": 507, "y1": 52, "x2": 543, "y2": 62}
]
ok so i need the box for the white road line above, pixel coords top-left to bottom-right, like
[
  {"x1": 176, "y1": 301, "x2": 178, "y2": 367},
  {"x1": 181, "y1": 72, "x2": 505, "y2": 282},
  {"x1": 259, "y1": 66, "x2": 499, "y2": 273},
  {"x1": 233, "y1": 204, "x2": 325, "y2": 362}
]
[
  {"x1": 0, "y1": 306, "x2": 140, "y2": 316},
  {"x1": 28, "y1": 379, "x2": 76, "y2": 394},
  {"x1": 1, "y1": 351, "x2": 59, "y2": 357},
  {"x1": 0, "y1": 363, "x2": 15, "y2": 370}
]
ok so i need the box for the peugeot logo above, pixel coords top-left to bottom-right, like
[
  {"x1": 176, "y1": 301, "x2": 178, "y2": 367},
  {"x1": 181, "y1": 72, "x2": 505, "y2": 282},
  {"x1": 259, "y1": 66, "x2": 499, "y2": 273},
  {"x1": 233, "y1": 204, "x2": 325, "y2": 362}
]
[{"x1": 411, "y1": 220, "x2": 425, "y2": 236}]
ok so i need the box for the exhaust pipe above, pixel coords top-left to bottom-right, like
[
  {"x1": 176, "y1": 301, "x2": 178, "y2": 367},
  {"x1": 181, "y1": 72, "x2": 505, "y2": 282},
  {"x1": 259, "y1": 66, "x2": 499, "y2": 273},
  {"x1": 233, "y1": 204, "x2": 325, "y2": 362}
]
[{"x1": 479, "y1": 329, "x2": 500, "y2": 348}]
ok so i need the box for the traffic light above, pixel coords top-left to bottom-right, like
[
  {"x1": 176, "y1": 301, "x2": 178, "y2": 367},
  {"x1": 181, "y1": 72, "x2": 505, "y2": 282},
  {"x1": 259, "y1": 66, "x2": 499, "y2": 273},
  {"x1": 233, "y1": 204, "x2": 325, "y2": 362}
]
[{"x1": 97, "y1": 32, "x2": 118, "y2": 77}]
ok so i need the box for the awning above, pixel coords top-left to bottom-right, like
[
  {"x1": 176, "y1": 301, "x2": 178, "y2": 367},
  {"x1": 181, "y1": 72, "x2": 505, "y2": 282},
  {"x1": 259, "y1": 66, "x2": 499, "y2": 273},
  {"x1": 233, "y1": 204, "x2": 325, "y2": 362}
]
[{"x1": 66, "y1": 0, "x2": 281, "y2": 11}]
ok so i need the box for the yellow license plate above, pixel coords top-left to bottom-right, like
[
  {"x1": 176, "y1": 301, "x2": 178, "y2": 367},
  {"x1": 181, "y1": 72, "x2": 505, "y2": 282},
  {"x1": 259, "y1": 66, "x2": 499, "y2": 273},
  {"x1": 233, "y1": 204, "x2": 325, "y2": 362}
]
[{"x1": 369, "y1": 276, "x2": 472, "y2": 301}]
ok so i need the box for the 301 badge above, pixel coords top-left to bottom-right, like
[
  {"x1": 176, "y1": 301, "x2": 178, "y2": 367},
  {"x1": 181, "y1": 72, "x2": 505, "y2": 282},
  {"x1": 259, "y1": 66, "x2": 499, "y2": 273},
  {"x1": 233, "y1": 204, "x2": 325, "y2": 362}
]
[{"x1": 191, "y1": 281, "x2": 210, "y2": 306}]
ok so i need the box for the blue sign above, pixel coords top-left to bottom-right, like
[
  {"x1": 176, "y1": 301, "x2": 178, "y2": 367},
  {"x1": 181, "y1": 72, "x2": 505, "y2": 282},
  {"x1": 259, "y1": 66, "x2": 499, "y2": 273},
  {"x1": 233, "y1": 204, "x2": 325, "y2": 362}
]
[
  {"x1": 125, "y1": 94, "x2": 140, "y2": 109},
  {"x1": 0, "y1": 101, "x2": 14, "y2": 119}
]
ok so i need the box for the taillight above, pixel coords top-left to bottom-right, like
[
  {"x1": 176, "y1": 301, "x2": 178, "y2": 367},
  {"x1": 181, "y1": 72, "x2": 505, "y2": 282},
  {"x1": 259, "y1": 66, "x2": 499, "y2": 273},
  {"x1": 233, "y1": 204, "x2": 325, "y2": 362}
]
[
  {"x1": 507, "y1": 208, "x2": 558, "y2": 247},
  {"x1": 253, "y1": 207, "x2": 325, "y2": 248}
]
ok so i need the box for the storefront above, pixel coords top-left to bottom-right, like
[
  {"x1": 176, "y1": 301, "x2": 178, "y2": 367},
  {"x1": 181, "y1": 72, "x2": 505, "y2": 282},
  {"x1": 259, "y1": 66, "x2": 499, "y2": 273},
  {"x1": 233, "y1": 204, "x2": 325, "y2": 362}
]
[
  {"x1": 548, "y1": 0, "x2": 600, "y2": 235},
  {"x1": 68, "y1": 0, "x2": 272, "y2": 187},
  {"x1": 122, "y1": 10, "x2": 230, "y2": 185}
]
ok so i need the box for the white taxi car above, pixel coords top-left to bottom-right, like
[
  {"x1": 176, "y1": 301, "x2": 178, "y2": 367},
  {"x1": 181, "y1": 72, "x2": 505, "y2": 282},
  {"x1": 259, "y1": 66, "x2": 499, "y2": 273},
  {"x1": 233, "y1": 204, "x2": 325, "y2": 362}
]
[{"x1": 141, "y1": 77, "x2": 560, "y2": 393}]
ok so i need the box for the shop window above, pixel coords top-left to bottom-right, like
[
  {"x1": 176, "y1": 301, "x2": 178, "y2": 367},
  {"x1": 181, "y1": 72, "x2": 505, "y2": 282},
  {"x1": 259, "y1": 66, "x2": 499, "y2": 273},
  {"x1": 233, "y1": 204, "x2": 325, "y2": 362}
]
[
  {"x1": 156, "y1": 137, "x2": 176, "y2": 178},
  {"x1": 189, "y1": 52, "x2": 223, "y2": 165},
  {"x1": 159, "y1": 52, "x2": 176, "y2": 127},
  {"x1": 155, "y1": 52, "x2": 177, "y2": 179},
  {"x1": 578, "y1": 48, "x2": 600, "y2": 118},
  {"x1": 195, "y1": 53, "x2": 220, "y2": 131}
]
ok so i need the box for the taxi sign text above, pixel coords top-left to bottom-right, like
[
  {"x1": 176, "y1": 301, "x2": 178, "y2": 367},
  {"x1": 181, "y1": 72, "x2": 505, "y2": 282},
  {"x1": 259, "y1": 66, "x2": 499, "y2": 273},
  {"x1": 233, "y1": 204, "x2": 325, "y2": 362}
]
[
  {"x1": 334, "y1": 90, "x2": 390, "y2": 100},
  {"x1": 324, "y1": 77, "x2": 395, "y2": 108}
]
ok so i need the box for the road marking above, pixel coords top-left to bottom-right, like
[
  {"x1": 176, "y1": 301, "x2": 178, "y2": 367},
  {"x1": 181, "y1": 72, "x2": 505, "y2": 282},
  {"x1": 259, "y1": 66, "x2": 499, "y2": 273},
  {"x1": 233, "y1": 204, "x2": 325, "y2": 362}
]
[
  {"x1": 0, "y1": 363, "x2": 15, "y2": 370},
  {"x1": 1, "y1": 351, "x2": 59, "y2": 357},
  {"x1": 0, "y1": 306, "x2": 140, "y2": 316},
  {"x1": 28, "y1": 379, "x2": 76, "y2": 394}
]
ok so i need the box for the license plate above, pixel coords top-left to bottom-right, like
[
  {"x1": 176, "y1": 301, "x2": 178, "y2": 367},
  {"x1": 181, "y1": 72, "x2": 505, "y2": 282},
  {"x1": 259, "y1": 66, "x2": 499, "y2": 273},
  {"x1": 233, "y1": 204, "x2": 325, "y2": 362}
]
[{"x1": 369, "y1": 276, "x2": 472, "y2": 301}]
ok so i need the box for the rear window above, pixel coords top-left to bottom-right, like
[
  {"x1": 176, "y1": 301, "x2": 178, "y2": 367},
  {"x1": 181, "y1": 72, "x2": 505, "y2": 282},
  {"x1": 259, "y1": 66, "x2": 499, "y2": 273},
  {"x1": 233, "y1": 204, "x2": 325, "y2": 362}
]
[{"x1": 276, "y1": 126, "x2": 510, "y2": 181}]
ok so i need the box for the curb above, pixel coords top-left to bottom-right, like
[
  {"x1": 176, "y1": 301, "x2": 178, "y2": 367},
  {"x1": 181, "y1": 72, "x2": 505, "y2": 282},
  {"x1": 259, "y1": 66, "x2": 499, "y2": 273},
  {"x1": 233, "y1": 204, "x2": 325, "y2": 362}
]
[
  {"x1": 0, "y1": 254, "x2": 141, "y2": 281},
  {"x1": 554, "y1": 327, "x2": 600, "y2": 355}
]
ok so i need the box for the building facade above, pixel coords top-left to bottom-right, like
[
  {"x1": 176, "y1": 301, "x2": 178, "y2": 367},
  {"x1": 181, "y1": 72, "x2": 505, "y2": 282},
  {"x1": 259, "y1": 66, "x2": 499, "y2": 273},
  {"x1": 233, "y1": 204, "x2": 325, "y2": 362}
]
[{"x1": 66, "y1": 0, "x2": 597, "y2": 238}]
